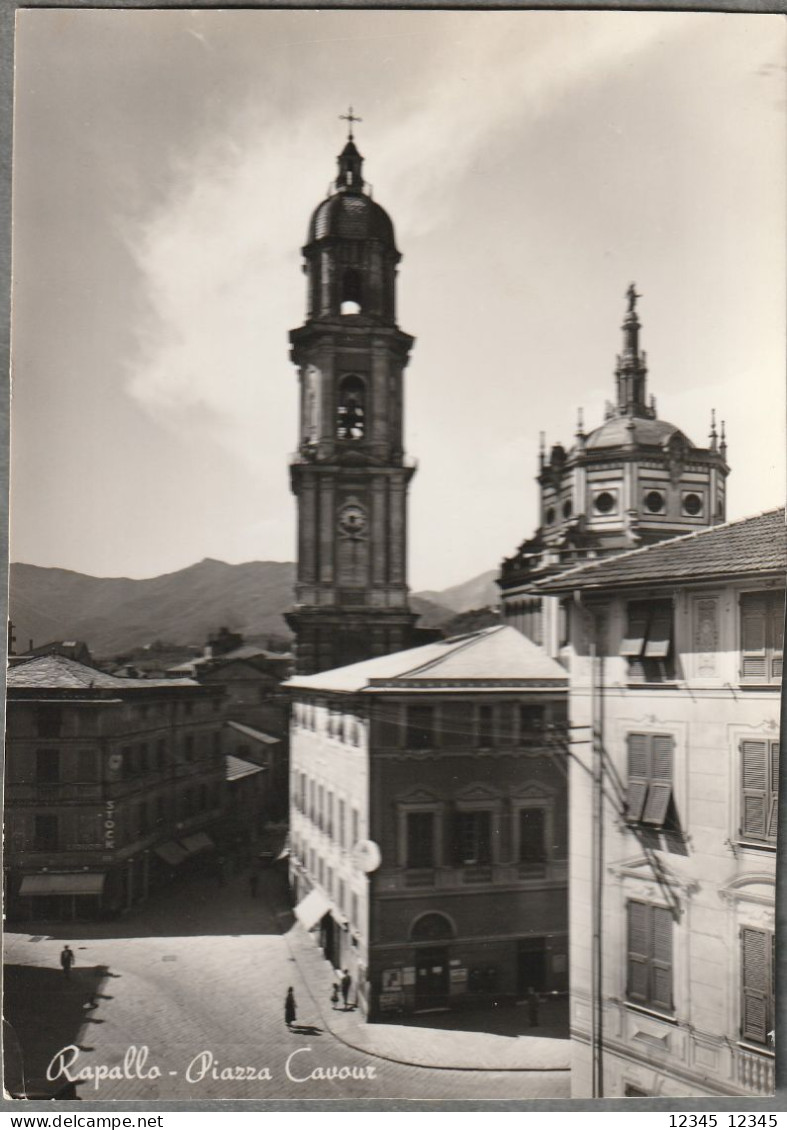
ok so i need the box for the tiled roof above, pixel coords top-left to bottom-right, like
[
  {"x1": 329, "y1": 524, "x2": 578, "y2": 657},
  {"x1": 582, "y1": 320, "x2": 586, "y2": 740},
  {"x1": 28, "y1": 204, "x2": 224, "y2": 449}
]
[
  {"x1": 537, "y1": 507, "x2": 786, "y2": 594},
  {"x1": 225, "y1": 720, "x2": 281, "y2": 745},
  {"x1": 225, "y1": 754, "x2": 265, "y2": 782},
  {"x1": 285, "y1": 625, "x2": 567, "y2": 694},
  {"x1": 6, "y1": 654, "x2": 197, "y2": 691}
]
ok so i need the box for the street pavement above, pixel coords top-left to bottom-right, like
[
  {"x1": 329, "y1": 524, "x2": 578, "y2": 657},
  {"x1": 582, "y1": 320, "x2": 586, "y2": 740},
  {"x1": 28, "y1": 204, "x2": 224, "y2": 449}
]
[{"x1": 4, "y1": 865, "x2": 570, "y2": 1102}]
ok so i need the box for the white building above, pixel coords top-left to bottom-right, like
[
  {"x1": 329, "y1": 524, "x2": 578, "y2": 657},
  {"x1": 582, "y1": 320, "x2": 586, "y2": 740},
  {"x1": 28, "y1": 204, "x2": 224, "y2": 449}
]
[{"x1": 539, "y1": 508, "x2": 784, "y2": 1098}]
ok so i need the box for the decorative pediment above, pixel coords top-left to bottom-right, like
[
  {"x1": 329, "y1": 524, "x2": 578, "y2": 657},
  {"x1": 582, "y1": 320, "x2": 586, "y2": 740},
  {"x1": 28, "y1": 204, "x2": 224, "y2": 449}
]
[
  {"x1": 454, "y1": 782, "x2": 501, "y2": 803},
  {"x1": 609, "y1": 854, "x2": 699, "y2": 902},
  {"x1": 511, "y1": 781, "x2": 556, "y2": 801},
  {"x1": 396, "y1": 786, "x2": 440, "y2": 805},
  {"x1": 719, "y1": 872, "x2": 775, "y2": 908}
]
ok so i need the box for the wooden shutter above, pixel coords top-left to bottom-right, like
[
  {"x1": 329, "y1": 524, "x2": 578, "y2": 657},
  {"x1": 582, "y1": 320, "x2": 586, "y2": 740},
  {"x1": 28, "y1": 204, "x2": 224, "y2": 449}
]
[
  {"x1": 741, "y1": 928, "x2": 770, "y2": 1044},
  {"x1": 741, "y1": 740, "x2": 769, "y2": 839},
  {"x1": 626, "y1": 734, "x2": 650, "y2": 822},
  {"x1": 769, "y1": 593, "x2": 784, "y2": 681},
  {"x1": 621, "y1": 602, "x2": 649, "y2": 658},
  {"x1": 650, "y1": 906, "x2": 673, "y2": 1011},
  {"x1": 767, "y1": 741, "x2": 779, "y2": 841},
  {"x1": 643, "y1": 735, "x2": 674, "y2": 826},
  {"x1": 644, "y1": 600, "x2": 673, "y2": 659},
  {"x1": 741, "y1": 594, "x2": 769, "y2": 679},
  {"x1": 627, "y1": 901, "x2": 650, "y2": 1003}
]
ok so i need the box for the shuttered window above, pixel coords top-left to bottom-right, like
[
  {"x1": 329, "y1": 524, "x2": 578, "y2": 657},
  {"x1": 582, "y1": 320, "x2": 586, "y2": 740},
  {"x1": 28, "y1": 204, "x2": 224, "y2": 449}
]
[
  {"x1": 741, "y1": 928, "x2": 774, "y2": 1046},
  {"x1": 406, "y1": 812, "x2": 435, "y2": 869},
  {"x1": 626, "y1": 900, "x2": 673, "y2": 1013},
  {"x1": 406, "y1": 705, "x2": 434, "y2": 750},
  {"x1": 452, "y1": 811, "x2": 492, "y2": 866},
  {"x1": 740, "y1": 591, "x2": 784, "y2": 684},
  {"x1": 625, "y1": 733, "x2": 675, "y2": 828},
  {"x1": 620, "y1": 599, "x2": 675, "y2": 682},
  {"x1": 740, "y1": 740, "x2": 779, "y2": 845}
]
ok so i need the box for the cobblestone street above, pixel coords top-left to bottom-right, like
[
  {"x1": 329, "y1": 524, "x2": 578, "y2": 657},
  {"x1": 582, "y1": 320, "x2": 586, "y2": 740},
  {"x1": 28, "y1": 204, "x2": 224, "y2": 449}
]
[{"x1": 4, "y1": 865, "x2": 570, "y2": 1102}]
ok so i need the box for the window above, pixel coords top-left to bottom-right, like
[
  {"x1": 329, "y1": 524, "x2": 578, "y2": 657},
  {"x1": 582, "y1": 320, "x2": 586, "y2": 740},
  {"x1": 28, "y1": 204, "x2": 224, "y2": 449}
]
[
  {"x1": 518, "y1": 808, "x2": 547, "y2": 868},
  {"x1": 620, "y1": 598, "x2": 674, "y2": 682},
  {"x1": 740, "y1": 740, "x2": 779, "y2": 846},
  {"x1": 478, "y1": 704, "x2": 494, "y2": 747},
  {"x1": 138, "y1": 744, "x2": 148, "y2": 773},
  {"x1": 741, "y1": 928, "x2": 774, "y2": 1046},
  {"x1": 351, "y1": 807, "x2": 360, "y2": 847},
  {"x1": 626, "y1": 733, "x2": 674, "y2": 827},
  {"x1": 520, "y1": 704, "x2": 545, "y2": 734},
  {"x1": 326, "y1": 791, "x2": 334, "y2": 838},
  {"x1": 452, "y1": 811, "x2": 492, "y2": 867},
  {"x1": 740, "y1": 591, "x2": 784, "y2": 684},
  {"x1": 76, "y1": 813, "x2": 100, "y2": 845},
  {"x1": 76, "y1": 750, "x2": 96, "y2": 781},
  {"x1": 35, "y1": 749, "x2": 60, "y2": 784},
  {"x1": 406, "y1": 704, "x2": 434, "y2": 750},
  {"x1": 34, "y1": 813, "x2": 58, "y2": 851},
  {"x1": 338, "y1": 800, "x2": 346, "y2": 848},
  {"x1": 626, "y1": 900, "x2": 673, "y2": 1013},
  {"x1": 406, "y1": 812, "x2": 435, "y2": 869},
  {"x1": 440, "y1": 702, "x2": 474, "y2": 748},
  {"x1": 36, "y1": 705, "x2": 63, "y2": 738}
]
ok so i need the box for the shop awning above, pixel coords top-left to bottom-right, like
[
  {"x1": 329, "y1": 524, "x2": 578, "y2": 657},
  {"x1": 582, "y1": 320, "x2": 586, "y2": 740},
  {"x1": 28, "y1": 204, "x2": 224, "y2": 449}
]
[
  {"x1": 20, "y1": 873, "x2": 105, "y2": 897},
  {"x1": 294, "y1": 889, "x2": 331, "y2": 931},
  {"x1": 180, "y1": 832, "x2": 215, "y2": 856},
  {"x1": 155, "y1": 841, "x2": 188, "y2": 867}
]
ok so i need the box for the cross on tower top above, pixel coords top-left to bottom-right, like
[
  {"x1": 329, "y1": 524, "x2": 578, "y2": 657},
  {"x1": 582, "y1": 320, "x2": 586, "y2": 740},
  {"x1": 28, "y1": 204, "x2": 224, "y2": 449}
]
[{"x1": 340, "y1": 106, "x2": 362, "y2": 140}]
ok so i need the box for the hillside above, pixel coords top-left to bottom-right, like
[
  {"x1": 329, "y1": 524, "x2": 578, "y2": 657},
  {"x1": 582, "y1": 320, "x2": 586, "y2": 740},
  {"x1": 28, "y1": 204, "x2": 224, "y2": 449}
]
[
  {"x1": 9, "y1": 560, "x2": 458, "y2": 658},
  {"x1": 416, "y1": 568, "x2": 500, "y2": 614}
]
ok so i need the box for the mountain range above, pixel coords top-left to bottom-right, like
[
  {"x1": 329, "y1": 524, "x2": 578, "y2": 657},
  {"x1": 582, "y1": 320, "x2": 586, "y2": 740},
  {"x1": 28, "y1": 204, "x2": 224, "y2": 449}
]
[{"x1": 8, "y1": 560, "x2": 500, "y2": 659}]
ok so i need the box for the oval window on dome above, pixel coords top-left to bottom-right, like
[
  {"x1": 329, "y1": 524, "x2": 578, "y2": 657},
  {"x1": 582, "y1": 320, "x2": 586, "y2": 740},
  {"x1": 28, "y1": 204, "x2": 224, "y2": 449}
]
[
  {"x1": 645, "y1": 490, "x2": 665, "y2": 514},
  {"x1": 593, "y1": 490, "x2": 617, "y2": 515},
  {"x1": 683, "y1": 492, "x2": 703, "y2": 517}
]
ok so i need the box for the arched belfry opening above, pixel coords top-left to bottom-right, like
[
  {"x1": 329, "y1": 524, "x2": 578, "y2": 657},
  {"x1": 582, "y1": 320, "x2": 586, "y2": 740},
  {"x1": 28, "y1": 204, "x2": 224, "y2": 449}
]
[
  {"x1": 337, "y1": 374, "x2": 366, "y2": 440},
  {"x1": 340, "y1": 268, "x2": 363, "y2": 315}
]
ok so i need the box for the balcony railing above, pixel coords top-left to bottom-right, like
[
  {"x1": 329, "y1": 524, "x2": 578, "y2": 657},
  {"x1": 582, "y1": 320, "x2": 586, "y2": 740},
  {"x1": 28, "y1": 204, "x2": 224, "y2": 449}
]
[
  {"x1": 736, "y1": 1044, "x2": 774, "y2": 1095},
  {"x1": 381, "y1": 860, "x2": 568, "y2": 891}
]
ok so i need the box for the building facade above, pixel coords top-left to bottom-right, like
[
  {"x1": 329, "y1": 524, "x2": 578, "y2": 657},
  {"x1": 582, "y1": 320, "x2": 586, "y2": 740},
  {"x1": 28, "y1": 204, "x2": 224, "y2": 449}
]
[
  {"x1": 538, "y1": 508, "x2": 784, "y2": 1098},
  {"x1": 286, "y1": 625, "x2": 569, "y2": 1020},
  {"x1": 499, "y1": 287, "x2": 730, "y2": 656},
  {"x1": 285, "y1": 128, "x2": 422, "y2": 674},
  {"x1": 5, "y1": 655, "x2": 227, "y2": 920}
]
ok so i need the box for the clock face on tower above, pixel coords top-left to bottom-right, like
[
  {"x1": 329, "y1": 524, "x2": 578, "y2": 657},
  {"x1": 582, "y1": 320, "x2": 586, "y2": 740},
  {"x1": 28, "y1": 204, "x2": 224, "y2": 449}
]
[{"x1": 338, "y1": 503, "x2": 368, "y2": 539}]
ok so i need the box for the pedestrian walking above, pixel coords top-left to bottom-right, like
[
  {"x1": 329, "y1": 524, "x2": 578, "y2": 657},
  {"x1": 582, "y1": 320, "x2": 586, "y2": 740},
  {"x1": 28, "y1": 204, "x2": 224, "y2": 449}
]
[
  {"x1": 60, "y1": 945, "x2": 75, "y2": 980},
  {"x1": 249, "y1": 870, "x2": 258, "y2": 898},
  {"x1": 526, "y1": 985, "x2": 540, "y2": 1027},
  {"x1": 284, "y1": 986, "x2": 297, "y2": 1029},
  {"x1": 330, "y1": 981, "x2": 339, "y2": 1009},
  {"x1": 341, "y1": 968, "x2": 352, "y2": 1009}
]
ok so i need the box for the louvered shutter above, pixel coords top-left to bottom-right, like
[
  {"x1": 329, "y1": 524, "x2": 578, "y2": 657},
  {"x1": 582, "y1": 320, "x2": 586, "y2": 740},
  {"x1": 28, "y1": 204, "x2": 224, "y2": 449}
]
[
  {"x1": 626, "y1": 734, "x2": 650, "y2": 822},
  {"x1": 741, "y1": 928, "x2": 770, "y2": 1044},
  {"x1": 643, "y1": 735, "x2": 674, "y2": 826},
  {"x1": 767, "y1": 741, "x2": 779, "y2": 841},
  {"x1": 741, "y1": 594, "x2": 768, "y2": 679},
  {"x1": 627, "y1": 901, "x2": 650, "y2": 1003},
  {"x1": 644, "y1": 600, "x2": 673, "y2": 659},
  {"x1": 650, "y1": 906, "x2": 673, "y2": 1010},
  {"x1": 741, "y1": 740, "x2": 769, "y2": 839},
  {"x1": 769, "y1": 593, "x2": 784, "y2": 681},
  {"x1": 621, "y1": 602, "x2": 649, "y2": 658}
]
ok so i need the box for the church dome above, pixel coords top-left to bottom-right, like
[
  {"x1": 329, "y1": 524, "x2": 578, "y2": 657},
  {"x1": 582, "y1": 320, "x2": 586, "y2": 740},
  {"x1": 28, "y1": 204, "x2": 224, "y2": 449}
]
[
  {"x1": 308, "y1": 192, "x2": 397, "y2": 248},
  {"x1": 585, "y1": 415, "x2": 691, "y2": 451}
]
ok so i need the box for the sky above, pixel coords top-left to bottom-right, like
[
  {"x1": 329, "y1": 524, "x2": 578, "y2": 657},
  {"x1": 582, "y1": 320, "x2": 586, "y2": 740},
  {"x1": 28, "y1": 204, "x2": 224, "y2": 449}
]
[{"x1": 10, "y1": 10, "x2": 786, "y2": 591}]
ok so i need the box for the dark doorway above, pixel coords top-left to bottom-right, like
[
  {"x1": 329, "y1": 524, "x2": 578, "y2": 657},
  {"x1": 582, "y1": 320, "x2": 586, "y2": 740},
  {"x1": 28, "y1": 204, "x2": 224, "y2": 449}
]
[
  {"x1": 415, "y1": 947, "x2": 449, "y2": 1011},
  {"x1": 517, "y1": 937, "x2": 547, "y2": 997},
  {"x1": 321, "y1": 914, "x2": 338, "y2": 968}
]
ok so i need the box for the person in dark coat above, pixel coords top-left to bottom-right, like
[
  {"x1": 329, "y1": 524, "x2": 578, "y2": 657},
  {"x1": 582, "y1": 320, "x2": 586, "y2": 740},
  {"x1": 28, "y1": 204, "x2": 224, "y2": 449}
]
[
  {"x1": 285, "y1": 987, "x2": 297, "y2": 1028},
  {"x1": 341, "y1": 969, "x2": 352, "y2": 1009},
  {"x1": 60, "y1": 945, "x2": 75, "y2": 979},
  {"x1": 526, "y1": 986, "x2": 540, "y2": 1027}
]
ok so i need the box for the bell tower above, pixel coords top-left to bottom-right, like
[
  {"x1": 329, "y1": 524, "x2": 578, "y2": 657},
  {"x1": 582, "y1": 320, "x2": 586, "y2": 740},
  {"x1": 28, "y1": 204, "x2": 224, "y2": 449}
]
[{"x1": 286, "y1": 117, "x2": 419, "y2": 675}]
